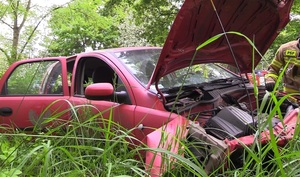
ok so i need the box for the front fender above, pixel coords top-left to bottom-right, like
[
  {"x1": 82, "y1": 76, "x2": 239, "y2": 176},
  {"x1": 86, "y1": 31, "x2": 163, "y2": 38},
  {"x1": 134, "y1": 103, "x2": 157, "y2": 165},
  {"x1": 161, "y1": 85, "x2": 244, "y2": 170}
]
[{"x1": 145, "y1": 115, "x2": 188, "y2": 176}]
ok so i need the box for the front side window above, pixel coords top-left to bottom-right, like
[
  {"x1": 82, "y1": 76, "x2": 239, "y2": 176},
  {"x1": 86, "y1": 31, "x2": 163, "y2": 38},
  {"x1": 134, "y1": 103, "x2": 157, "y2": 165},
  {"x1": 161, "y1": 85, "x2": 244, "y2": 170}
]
[
  {"x1": 4, "y1": 61, "x2": 63, "y2": 95},
  {"x1": 74, "y1": 57, "x2": 131, "y2": 104}
]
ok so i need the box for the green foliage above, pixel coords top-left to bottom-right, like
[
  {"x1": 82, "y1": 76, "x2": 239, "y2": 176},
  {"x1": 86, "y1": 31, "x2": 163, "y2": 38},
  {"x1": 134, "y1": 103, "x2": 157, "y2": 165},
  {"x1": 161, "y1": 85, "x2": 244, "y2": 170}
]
[
  {"x1": 115, "y1": 2, "x2": 150, "y2": 47},
  {"x1": 132, "y1": 0, "x2": 181, "y2": 46},
  {"x1": 46, "y1": 0, "x2": 182, "y2": 55},
  {"x1": 0, "y1": 57, "x2": 8, "y2": 78},
  {"x1": 47, "y1": 0, "x2": 120, "y2": 56}
]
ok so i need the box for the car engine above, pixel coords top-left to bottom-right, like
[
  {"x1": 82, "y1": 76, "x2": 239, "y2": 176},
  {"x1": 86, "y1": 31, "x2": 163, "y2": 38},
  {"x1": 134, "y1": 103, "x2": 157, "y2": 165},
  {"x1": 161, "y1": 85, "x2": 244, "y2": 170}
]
[
  {"x1": 162, "y1": 81, "x2": 298, "y2": 173},
  {"x1": 163, "y1": 82, "x2": 297, "y2": 140}
]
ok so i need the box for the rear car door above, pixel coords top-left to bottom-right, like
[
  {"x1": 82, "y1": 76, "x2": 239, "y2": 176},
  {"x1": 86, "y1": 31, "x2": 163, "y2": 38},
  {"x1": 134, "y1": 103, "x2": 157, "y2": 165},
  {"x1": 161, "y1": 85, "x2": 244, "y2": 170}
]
[{"x1": 0, "y1": 59, "x2": 70, "y2": 130}]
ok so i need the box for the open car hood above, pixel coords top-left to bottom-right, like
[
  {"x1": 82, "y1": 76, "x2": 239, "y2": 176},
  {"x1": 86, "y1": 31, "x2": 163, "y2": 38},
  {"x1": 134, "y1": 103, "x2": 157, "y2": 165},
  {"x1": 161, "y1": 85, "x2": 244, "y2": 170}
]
[{"x1": 149, "y1": 0, "x2": 294, "y2": 86}]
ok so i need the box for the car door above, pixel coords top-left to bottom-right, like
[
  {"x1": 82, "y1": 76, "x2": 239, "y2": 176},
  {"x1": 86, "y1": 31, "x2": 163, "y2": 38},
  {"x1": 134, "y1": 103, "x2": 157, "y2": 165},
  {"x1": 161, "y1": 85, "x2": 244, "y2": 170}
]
[
  {"x1": 0, "y1": 59, "x2": 70, "y2": 130},
  {"x1": 68, "y1": 55, "x2": 135, "y2": 135}
]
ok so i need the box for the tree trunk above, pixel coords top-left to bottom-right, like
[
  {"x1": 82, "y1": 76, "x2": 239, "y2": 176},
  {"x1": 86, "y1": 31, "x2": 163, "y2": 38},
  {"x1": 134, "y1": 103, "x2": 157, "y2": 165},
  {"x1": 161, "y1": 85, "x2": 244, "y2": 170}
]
[{"x1": 8, "y1": 0, "x2": 31, "y2": 65}]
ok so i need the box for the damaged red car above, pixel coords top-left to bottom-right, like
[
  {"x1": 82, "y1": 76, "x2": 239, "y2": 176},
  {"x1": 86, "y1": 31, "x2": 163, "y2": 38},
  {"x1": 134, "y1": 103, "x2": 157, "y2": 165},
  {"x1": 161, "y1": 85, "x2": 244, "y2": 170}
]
[{"x1": 0, "y1": 0, "x2": 296, "y2": 176}]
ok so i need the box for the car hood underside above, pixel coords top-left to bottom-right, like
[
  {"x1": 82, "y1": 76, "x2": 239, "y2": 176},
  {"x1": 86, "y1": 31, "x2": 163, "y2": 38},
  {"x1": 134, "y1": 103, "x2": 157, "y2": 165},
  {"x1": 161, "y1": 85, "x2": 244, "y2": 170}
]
[{"x1": 149, "y1": 0, "x2": 294, "y2": 86}]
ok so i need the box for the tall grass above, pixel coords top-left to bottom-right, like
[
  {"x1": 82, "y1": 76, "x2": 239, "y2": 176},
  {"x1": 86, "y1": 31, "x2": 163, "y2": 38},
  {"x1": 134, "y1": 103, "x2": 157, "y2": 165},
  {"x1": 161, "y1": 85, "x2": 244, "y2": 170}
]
[
  {"x1": 0, "y1": 102, "x2": 147, "y2": 177},
  {"x1": 0, "y1": 91, "x2": 299, "y2": 176},
  {"x1": 1, "y1": 32, "x2": 300, "y2": 177}
]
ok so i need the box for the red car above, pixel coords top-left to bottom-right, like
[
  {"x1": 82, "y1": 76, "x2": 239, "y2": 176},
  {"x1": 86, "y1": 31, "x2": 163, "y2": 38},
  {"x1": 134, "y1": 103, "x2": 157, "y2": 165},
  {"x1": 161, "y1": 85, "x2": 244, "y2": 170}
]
[{"x1": 0, "y1": 0, "x2": 296, "y2": 176}]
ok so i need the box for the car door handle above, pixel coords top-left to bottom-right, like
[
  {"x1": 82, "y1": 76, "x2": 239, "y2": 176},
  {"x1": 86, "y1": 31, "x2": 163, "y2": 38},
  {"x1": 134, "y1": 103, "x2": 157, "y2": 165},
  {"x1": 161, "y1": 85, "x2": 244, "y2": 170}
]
[{"x1": 0, "y1": 107, "x2": 13, "y2": 116}]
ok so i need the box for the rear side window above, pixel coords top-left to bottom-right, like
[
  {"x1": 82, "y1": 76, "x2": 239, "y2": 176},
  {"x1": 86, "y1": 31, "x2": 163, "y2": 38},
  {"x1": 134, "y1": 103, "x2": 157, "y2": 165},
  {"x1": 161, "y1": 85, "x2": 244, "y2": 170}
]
[{"x1": 2, "y1": 61, "x2": 63, "y2": 95}]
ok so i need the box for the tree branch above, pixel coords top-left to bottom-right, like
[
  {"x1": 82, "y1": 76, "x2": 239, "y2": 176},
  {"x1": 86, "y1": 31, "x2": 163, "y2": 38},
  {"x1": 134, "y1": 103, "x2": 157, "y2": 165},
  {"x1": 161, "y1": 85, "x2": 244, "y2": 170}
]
[
  {"x1": 19, "y1": 5, "x2": 64, "y2": 56},
  {"x1": 0, "y1": 47, "x2": 10, "y2": 61},
  {"x1": 0, "y1": 1, "x2": 10, "y2": 22},
  {"x1": 0, "y1": 19, "x2": 13, "y2": 29},
  {"x1": 19, "y1": 0, "x2": 31, "y2": 29}
]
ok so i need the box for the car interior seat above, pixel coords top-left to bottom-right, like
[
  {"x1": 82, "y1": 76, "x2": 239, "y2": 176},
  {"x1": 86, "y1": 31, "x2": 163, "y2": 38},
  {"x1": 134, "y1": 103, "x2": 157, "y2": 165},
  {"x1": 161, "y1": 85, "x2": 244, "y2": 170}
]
[{"x1": 92, "y1": 66, "x2": 115, "y2": 85}]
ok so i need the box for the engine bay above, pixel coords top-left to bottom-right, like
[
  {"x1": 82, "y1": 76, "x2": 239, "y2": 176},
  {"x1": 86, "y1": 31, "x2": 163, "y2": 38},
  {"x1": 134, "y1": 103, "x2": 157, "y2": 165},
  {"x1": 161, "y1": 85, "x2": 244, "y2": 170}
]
[{"x1": 162, "y1": 80, "x2": 298, "y2": 141}]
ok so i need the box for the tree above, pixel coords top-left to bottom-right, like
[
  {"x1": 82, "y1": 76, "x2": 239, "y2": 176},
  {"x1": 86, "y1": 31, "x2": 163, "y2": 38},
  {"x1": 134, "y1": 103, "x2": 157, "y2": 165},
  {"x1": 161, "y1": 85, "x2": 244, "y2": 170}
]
[
  {"x1": 46, "y1": 0, "x2": 120, "y2": 56},
  {"x1": 104, "y1": 0, "x2": 182, "y2": 46},
  {"x1": 0, "y1": 0, "x2": 33, "y2": 64},
  {"x1": 131, "y1": 0, "x2": 181, "y2": 46},
  {"x1": 45, "y1": 0, "x2": 300, "y2": 63},
  {"x1": 0, "y1": 0, "x2": 67, "y2": 65},
  {"x1": 100, "y1": 0, "x2": 183, "y2": 47},
  {"x1": 107, "y1": 1, "x2": 150, "y2": 47}
]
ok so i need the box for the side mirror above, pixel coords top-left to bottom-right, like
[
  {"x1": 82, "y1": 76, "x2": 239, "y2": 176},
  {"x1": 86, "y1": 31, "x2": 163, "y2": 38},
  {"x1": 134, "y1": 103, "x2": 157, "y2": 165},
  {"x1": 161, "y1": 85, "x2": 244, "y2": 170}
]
[
  {"x1": 85, "y1": 83, "x2": 129, "y2": 103},
  {"x1": 85, "y1": 83, "x2": 113, "y2": 100}
]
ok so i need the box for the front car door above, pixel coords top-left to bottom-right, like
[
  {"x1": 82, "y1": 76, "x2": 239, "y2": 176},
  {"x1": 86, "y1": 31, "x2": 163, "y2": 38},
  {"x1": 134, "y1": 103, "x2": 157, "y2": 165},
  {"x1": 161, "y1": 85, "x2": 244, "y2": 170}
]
[{"x1": 68, "y1": 54, "x2": 135, "y2": 135}]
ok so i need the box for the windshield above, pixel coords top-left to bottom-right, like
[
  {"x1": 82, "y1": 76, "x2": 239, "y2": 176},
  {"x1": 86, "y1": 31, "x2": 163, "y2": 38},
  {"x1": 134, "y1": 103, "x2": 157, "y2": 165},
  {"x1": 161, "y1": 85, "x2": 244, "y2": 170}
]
[
  {"x1": 113, "y1": 48, "x2": 238, "y2": 89},
  {"x1": 157, "y1": 63, "x2": 238, "y2": 89}
]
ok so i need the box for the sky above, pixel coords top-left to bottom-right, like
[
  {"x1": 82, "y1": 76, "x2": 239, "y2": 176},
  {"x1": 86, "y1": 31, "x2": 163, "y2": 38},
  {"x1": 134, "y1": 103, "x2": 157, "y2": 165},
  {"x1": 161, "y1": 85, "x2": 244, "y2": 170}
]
[{"x1": 31, "y1": 0, "x2": 71, "y2": 7}]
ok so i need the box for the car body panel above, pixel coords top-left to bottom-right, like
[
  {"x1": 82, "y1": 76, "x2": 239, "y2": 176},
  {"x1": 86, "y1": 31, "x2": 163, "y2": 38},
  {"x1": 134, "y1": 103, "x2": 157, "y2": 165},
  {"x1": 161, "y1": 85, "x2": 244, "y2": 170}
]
[
  {"x1": 1, "y1": 96, "x2": 71, "y2": 129},
  {"x1": 145, "y1": 115, "x2": 188, "y2": 176}
]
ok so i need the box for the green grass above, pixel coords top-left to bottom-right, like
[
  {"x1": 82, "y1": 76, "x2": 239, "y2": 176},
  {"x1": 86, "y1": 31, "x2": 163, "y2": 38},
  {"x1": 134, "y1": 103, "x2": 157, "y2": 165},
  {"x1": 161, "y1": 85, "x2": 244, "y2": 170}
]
[
  {"x1": 0, "y1": 93, "x2": 299, "y2": 177},
  {"x1": 0, "y1": 104, "x2": 147, "y2": 177},
  {"x1": 1, "y1": 32, "x2": 300, "y2": 176}
]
